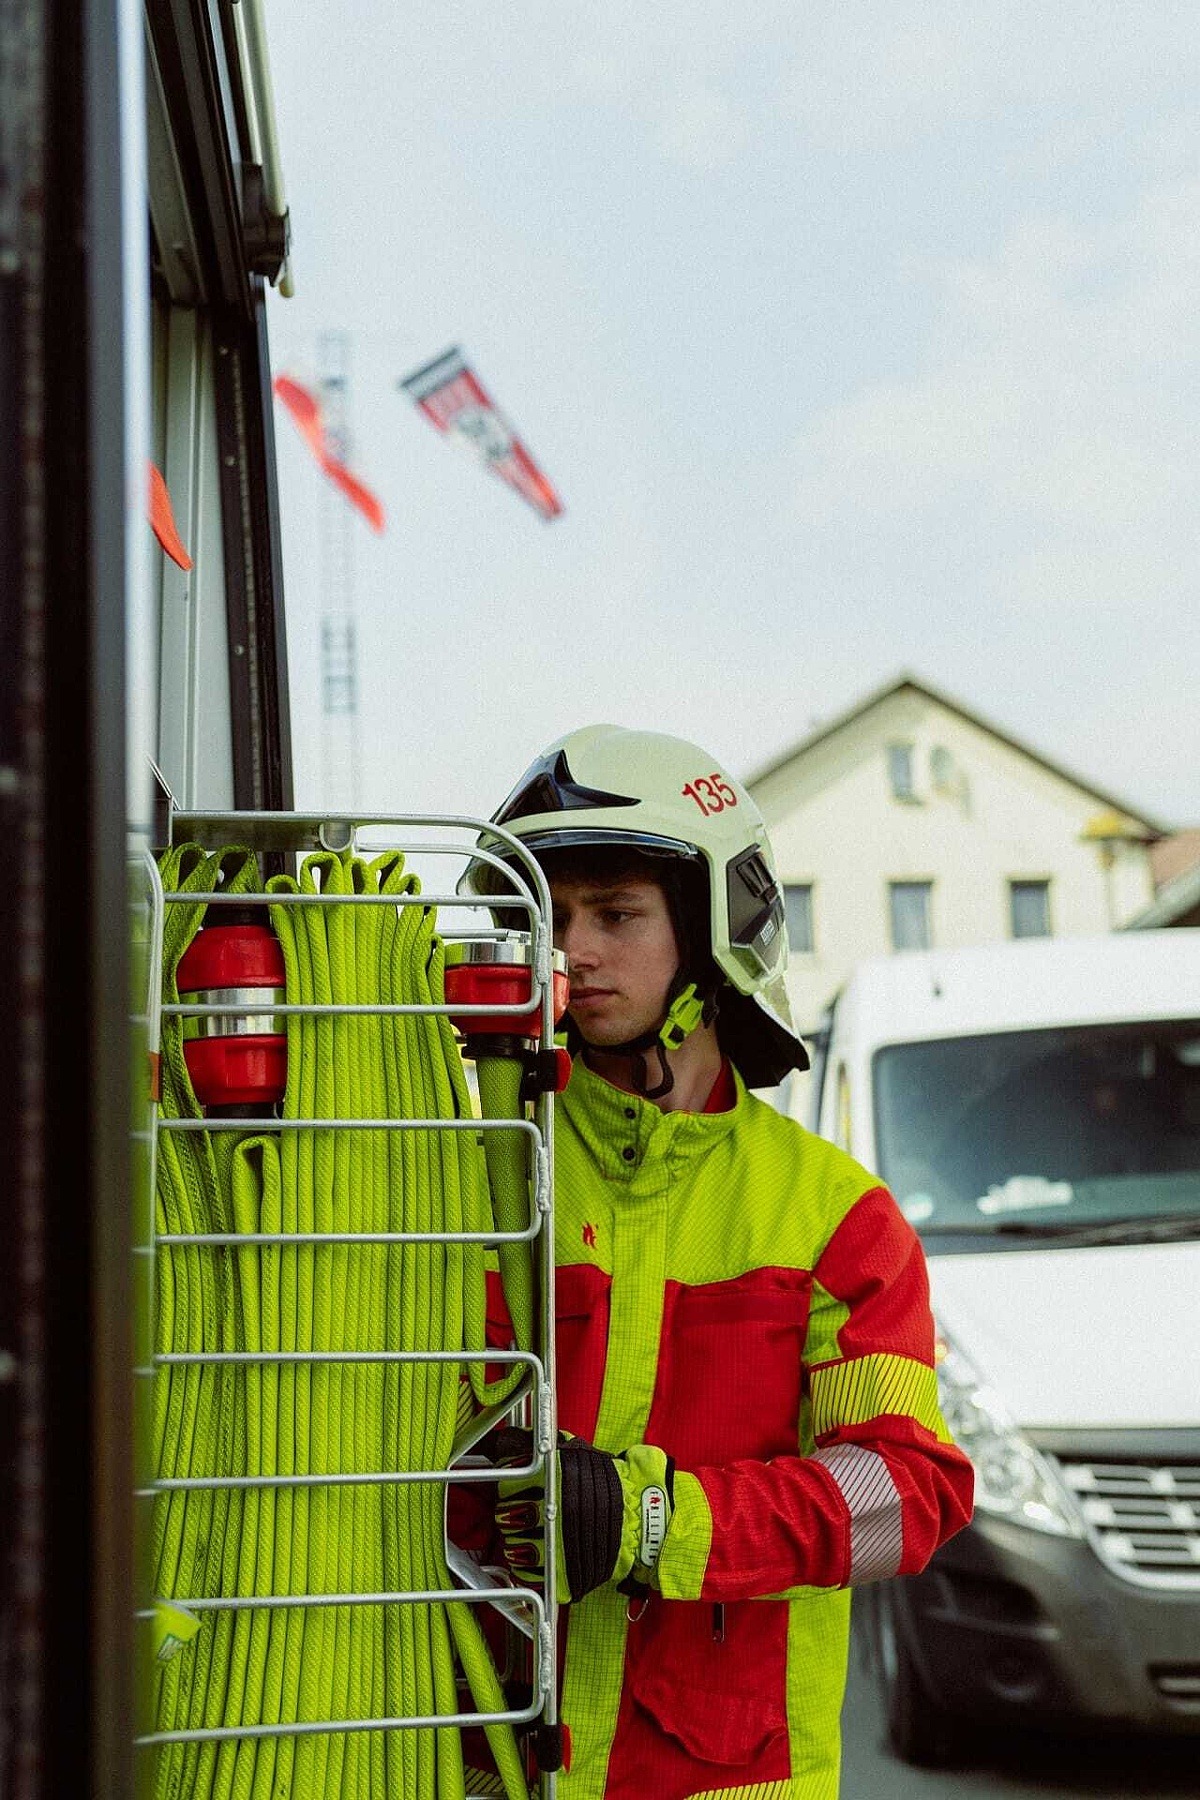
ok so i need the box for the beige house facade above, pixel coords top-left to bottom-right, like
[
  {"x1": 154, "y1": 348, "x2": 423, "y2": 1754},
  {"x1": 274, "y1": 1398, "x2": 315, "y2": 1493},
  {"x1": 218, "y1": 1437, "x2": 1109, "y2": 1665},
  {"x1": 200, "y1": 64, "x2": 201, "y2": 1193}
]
[{"x1": 748, "y1": 675, "x2": 1162, "y2": 1039}]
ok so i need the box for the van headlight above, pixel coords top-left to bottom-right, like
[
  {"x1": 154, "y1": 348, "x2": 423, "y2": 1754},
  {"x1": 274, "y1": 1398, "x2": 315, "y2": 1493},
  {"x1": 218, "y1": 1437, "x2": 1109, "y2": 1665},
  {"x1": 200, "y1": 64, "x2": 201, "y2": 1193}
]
[{"x1": 936, "y1": 1335, "x2": 1083, "y2": 1537}]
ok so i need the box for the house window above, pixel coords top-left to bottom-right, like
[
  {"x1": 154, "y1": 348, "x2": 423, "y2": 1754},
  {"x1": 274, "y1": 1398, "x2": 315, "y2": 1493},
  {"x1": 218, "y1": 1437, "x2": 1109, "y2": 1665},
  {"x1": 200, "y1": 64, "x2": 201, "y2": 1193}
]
[
  {"x1": 888, "y1": 742, "x2": 916, "y2": 801},
  {"x1": 1010, "y1": 879, "x2": 1051, "y2": 939},
  {"x1": 889, "y1": 881, "x2": 932, "y2": 951},
  {"x1": 784, "y1": 883, "x2": 814, "y2": 953}
]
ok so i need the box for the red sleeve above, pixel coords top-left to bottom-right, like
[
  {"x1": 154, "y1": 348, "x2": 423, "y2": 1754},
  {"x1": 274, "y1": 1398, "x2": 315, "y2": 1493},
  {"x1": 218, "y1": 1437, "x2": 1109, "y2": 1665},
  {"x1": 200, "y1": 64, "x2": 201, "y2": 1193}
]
[{"x1": 666, "y1": 1188, "x2": 974, "y2": 1601}]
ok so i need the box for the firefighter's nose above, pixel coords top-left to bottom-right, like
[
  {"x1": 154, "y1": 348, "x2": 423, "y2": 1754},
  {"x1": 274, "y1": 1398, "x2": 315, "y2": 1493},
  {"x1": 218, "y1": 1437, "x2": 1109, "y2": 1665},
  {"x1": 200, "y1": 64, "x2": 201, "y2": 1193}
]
[{"x1": 557, "y1": 914, "x2": 598, "y2": 972}]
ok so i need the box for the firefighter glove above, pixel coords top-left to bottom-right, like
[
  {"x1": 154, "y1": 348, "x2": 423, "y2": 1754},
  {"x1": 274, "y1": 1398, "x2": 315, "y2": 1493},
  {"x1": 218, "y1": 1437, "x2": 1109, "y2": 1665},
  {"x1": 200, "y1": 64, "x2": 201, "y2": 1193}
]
[{"x1": 494, "y1": 1432, "x2": 675, "y2": 1604}]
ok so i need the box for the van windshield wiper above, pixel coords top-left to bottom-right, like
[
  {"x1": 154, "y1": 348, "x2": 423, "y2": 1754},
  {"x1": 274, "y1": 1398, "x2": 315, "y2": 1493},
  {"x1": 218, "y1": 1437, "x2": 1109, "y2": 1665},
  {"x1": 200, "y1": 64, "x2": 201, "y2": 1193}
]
[
  {"x1": 921, "y1": 1220, "x2": 1083, "y2": 1238},
  {"x1": 921, "y1": 1214, "x2": 1200, "y2": 1246}
]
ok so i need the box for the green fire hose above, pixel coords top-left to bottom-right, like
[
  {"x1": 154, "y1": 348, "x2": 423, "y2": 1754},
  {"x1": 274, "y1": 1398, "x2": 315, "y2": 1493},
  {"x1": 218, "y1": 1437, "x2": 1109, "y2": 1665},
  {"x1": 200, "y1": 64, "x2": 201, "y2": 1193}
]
[
  {"x1": 474, "y1": 1056, "x2": 534, "y2": 1359},
  {"x1": 151, "y1": 844, "x2": 537, "y2": 1799}
]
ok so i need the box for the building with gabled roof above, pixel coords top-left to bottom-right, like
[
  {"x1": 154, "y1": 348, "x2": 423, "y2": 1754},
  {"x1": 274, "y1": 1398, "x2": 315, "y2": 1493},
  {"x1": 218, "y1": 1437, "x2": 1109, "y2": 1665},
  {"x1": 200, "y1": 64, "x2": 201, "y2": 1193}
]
[{"x1": 747, "y1": 674, "x2": 1163, "y2": 1039}]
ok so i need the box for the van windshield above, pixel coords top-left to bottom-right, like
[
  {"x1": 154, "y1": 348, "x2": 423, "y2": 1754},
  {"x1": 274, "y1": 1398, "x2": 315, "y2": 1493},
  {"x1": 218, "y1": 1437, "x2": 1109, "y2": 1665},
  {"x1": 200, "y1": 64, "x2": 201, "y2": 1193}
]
[{"x1": 873, "y1": 1022, "x2": 1200, "y2": 1248}]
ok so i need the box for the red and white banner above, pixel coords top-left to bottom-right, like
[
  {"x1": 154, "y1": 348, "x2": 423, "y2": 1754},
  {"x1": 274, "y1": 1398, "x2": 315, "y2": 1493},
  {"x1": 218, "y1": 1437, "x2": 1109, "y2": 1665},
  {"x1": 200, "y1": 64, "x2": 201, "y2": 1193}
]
[
  {"x1": 272, "y1": 374, "x2": 386, "y2": 533},
  {"x1": 400, "y1": 347, "x2": 563, "y2": 522}
]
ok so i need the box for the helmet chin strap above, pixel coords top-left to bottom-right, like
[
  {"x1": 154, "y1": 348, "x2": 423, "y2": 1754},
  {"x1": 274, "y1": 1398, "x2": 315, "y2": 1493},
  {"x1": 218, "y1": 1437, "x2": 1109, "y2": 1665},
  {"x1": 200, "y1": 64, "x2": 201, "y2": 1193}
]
[{"x1": 580, "y1": 981, "x2": 715, "y2": 1101}]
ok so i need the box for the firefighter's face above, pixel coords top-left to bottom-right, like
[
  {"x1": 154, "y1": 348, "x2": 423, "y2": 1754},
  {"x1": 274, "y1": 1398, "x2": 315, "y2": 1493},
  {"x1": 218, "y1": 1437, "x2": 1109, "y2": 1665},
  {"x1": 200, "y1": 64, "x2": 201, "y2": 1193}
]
[{"x1": 550, "y1": 875, "x2": 680, "y2": 1048}]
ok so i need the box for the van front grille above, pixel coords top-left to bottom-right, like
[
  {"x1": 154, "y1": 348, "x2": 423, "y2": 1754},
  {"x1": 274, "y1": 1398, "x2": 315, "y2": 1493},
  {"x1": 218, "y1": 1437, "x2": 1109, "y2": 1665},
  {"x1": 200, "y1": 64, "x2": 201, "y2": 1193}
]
[
  {"x1": 1149, "y1": 1664, "x2": 1200, "y2": 1707},
  {"x1": 1058, "y1": 1461, "x2": 1200, "y2": 1591}
]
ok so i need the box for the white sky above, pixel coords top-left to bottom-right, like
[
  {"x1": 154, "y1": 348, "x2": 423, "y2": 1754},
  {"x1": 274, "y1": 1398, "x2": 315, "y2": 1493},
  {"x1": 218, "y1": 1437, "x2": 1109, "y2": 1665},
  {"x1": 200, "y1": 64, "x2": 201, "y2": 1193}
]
[{"x1": 266, "y1": 2, "x2": 1199, "y2": 829}]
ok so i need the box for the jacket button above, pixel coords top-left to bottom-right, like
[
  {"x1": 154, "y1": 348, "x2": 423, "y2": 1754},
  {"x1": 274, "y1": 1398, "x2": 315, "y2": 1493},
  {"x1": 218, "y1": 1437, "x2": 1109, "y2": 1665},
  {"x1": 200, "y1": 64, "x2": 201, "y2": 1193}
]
[
  {"x1": 624, "y1": 1106, "x2": 636, "y2": 1120},
  {"x1": 621, "y1": 1146, "x2": 636, "y2": 1163}
]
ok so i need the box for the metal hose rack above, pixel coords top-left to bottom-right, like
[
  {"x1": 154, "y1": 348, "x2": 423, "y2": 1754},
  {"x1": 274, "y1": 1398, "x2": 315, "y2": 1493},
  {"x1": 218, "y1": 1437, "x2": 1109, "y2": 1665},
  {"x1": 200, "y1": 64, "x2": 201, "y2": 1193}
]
[{"x1": 134, "y1": 811, "x2": 561, "y2": 1797}]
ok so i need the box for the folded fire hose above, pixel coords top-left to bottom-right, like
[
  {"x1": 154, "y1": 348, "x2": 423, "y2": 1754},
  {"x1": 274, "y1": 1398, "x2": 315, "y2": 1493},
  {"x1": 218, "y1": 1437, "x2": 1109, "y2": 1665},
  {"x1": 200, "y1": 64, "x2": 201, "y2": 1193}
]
[{"x1": 151, "y1": 843, "x2": 536, "y2": 1800}]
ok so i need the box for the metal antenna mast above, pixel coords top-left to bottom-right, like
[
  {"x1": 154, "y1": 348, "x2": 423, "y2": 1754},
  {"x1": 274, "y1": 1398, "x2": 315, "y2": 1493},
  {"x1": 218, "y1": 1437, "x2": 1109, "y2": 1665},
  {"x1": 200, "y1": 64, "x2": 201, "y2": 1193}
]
[{"x1": 317, "y1": 329, "x2": 361, "y2": 808}]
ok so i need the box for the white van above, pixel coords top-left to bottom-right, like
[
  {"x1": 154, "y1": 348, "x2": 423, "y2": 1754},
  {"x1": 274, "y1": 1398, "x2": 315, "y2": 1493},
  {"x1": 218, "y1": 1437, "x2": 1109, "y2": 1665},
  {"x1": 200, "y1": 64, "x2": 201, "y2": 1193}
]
[{"x1": 805, "y1": 931, "x2": 1200, "y2": 1763}]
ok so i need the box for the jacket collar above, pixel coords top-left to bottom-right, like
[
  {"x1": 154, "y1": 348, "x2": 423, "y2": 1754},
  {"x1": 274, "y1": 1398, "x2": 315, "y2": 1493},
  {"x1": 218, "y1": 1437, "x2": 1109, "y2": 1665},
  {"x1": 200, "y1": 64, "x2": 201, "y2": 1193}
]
[{"x1": 559, "y1": 1054, "x2": 743, "y2": 1182}]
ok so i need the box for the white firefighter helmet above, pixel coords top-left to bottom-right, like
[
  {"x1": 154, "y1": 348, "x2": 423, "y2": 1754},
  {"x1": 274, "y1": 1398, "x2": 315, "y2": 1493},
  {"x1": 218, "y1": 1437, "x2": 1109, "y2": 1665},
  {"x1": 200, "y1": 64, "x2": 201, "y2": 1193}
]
[{"x1": 463, "y1": 725, "x2": 808, "y2": 1087}]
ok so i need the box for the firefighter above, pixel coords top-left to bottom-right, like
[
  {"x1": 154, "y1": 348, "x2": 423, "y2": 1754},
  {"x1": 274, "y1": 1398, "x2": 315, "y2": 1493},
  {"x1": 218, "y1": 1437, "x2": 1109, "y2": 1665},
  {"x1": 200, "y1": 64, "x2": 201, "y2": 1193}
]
[{"x1": 466, "y1": 725, "x2": 974, "y2": 1799}]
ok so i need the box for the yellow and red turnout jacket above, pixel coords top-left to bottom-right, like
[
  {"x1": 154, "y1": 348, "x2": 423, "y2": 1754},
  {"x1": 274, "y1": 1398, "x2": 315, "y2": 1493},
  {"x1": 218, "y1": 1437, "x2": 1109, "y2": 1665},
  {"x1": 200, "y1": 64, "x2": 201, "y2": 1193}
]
[{"x1": 491, "y1": 1058, "x2": 973, "y2": 1798}]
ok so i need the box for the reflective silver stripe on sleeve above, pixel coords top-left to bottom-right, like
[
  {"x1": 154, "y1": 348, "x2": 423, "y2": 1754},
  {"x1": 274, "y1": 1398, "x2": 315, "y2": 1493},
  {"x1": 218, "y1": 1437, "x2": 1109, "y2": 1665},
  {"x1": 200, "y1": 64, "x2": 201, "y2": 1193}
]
[{"x1": 812, "y1": 1443, "x2": 904, "y2": 1584}]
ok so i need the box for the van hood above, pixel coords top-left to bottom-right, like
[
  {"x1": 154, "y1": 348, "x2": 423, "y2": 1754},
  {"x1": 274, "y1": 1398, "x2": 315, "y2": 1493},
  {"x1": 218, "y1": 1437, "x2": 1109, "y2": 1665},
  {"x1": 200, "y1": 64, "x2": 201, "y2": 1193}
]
[{"x1": 926, "y1": 1239, "x2": 1200, "y2": 1430}]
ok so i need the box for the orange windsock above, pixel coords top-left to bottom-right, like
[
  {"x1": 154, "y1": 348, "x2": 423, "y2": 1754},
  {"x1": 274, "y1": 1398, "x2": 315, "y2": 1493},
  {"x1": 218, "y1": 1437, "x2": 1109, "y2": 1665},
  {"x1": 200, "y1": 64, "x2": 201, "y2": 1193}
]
[
  {"x1": 149, "y1": 462, "x2": 193, "y2": 570},
  {"x1": 272, "y1": 373, "x2": 386, "y2": 532}
]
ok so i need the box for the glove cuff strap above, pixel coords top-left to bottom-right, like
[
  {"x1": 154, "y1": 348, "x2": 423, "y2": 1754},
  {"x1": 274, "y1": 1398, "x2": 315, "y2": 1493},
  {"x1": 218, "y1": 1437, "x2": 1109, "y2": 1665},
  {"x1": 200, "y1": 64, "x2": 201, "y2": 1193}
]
[{"x1": 559, "y1": 1440, "x2": 625, "y2": 1600}]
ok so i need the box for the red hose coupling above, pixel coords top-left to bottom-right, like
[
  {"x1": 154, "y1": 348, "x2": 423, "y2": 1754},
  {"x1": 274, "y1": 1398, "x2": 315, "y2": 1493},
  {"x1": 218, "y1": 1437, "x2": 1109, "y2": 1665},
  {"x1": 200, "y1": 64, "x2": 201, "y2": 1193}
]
[
  {"x1": 175, "y1": 919, "x2": 287, "y2": 1109},
  {"x1": 444, "y1": 936, "x2": 569, "y2": 1051}
]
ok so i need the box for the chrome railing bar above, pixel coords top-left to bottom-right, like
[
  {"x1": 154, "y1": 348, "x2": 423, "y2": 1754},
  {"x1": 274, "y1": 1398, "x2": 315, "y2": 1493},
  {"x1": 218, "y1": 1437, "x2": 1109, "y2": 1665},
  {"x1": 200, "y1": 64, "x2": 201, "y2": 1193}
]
[
  {"x1": 148, "y1": 1222, "x2": 542, "y2": 1246},
  {"x1": 156, "y1": 1116, "x2": 539, "y2": 1134},
  {"x1": 148, "y1": 1349, "x2": 542, "y2": 1368},
  {"x1": 165, "y1": 998, "x2": 544, "y2": 1016},
  {"x1": 138, "y1": 1461, "x2": 539, "y2": 1495},
  {"x1": 162, "y1": 889, "x2": 535, "y2": 908},
  {"x1": 137, "y1": 1586, "x2": 541, "y2": 1618},
  {"x1": 137, "y1": 1702, "x2": 542, "y2": 1748}
]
